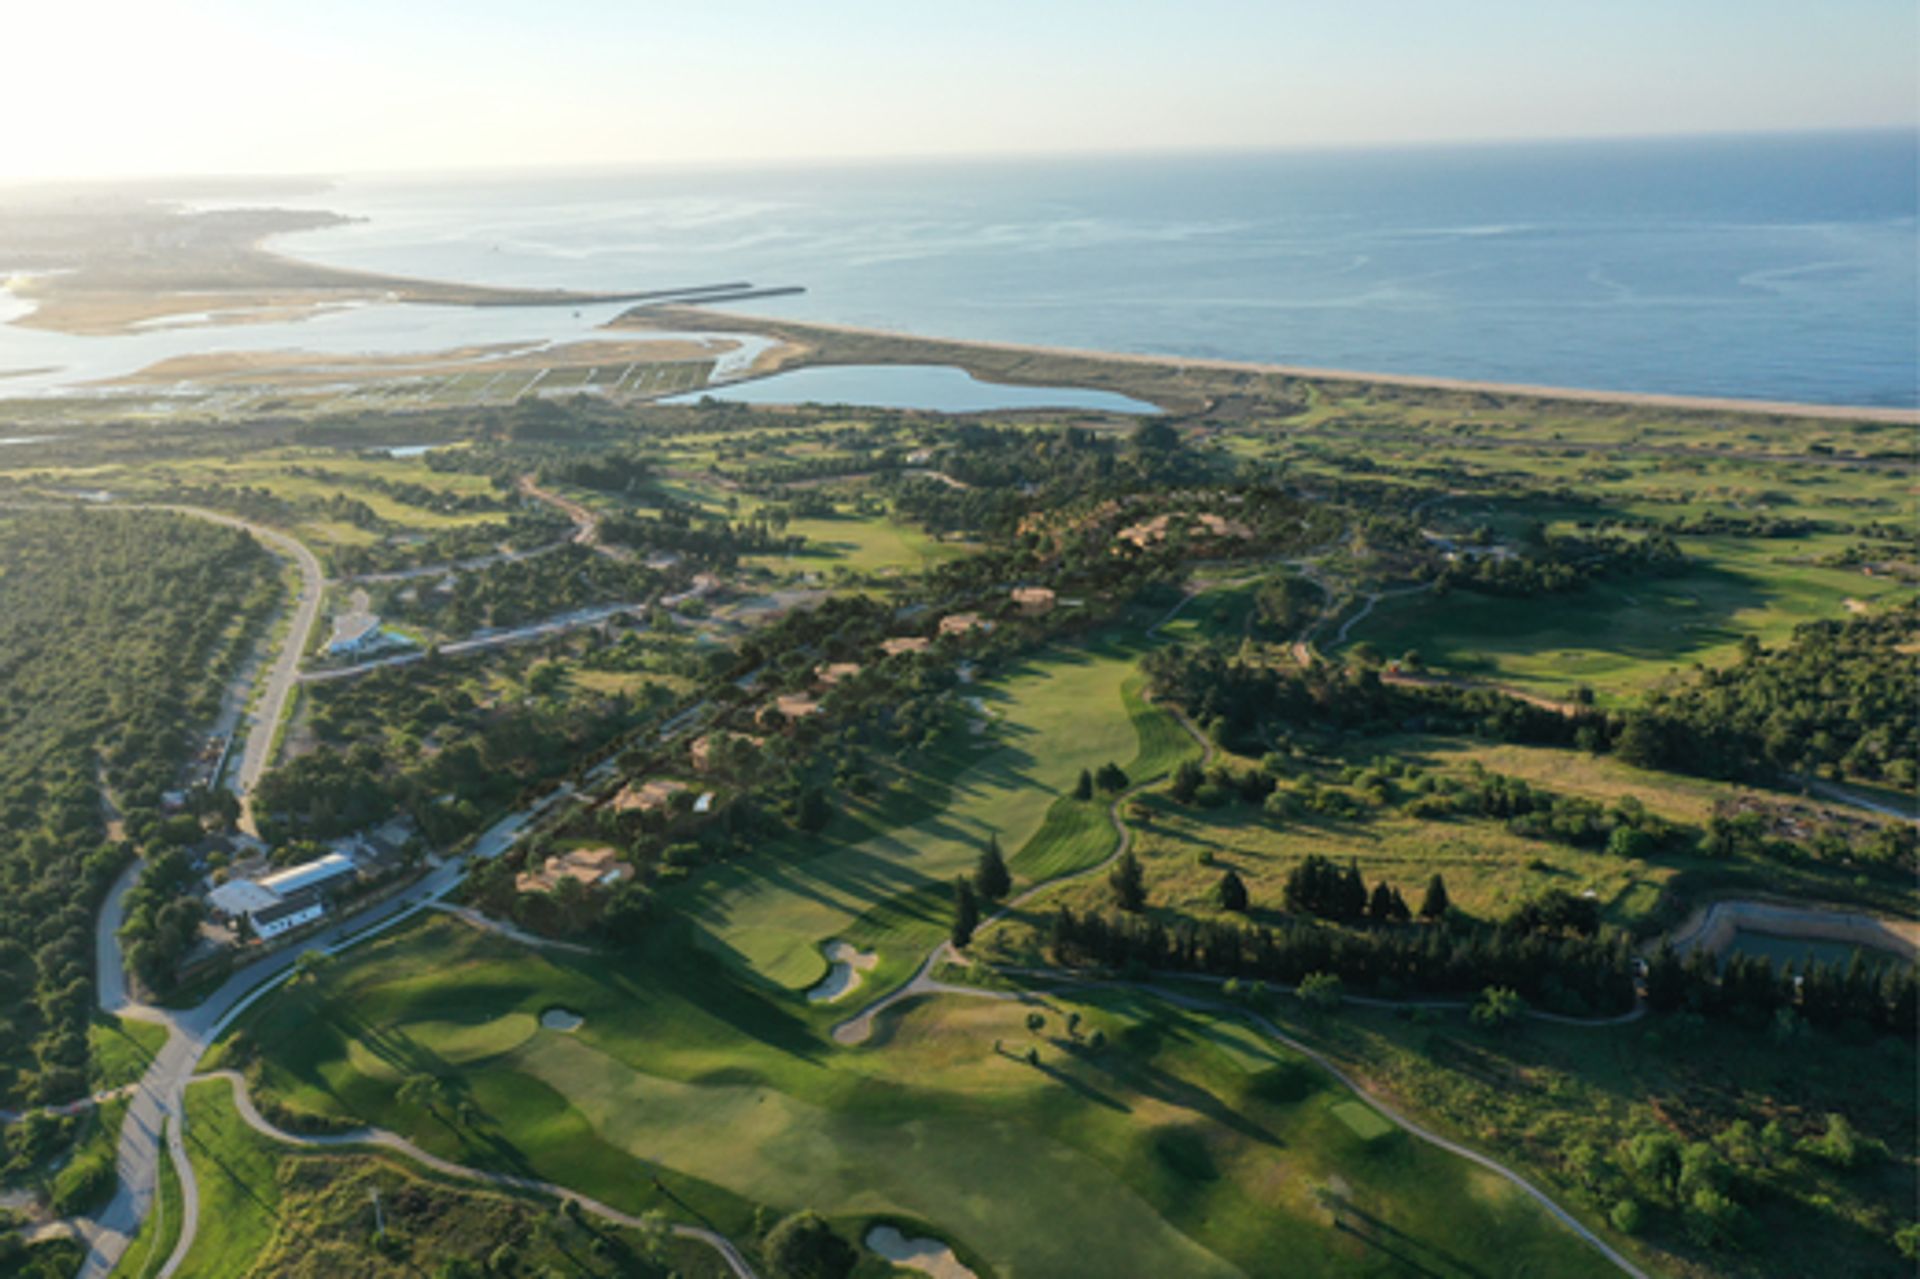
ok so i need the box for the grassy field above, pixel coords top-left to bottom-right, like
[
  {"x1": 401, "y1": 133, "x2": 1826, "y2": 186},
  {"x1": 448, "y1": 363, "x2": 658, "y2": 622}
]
[
  {"x1": 743, "y1": 512, "x2": 971, "y2": 577},
  {"x1": 176, "y1": 1081, "x2": 286, "y2": 1279},
  {"x1": 672, "y1": 635, "x2": 1160, "y2": 993},
  {"x1": 212, "y1": 914, "x2": 1624, "y2": 1279},
  {"x1": 980, "y1": 728, "x2": 1913, "y2": 962},
  {"x1": 175, "y1": 1075, "x2": 720, "y2": 1278},
  {"x1": 110, "y1": 1122, "x2": 181, "y2": 1279},
  {"x1": 89, "y1": 1013, "x2": 170, "y2": 1093},
  {"x1": 1343, "y1": 543, "x2": 1895, "y2": 704},
  {"x1": 1219, "y1": 981, "x2": 1920, "y2": 1279}
]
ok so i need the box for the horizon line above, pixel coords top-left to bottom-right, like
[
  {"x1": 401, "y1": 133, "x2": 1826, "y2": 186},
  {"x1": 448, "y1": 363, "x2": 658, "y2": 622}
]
[{"x1": 3, "y1": 122, "x2": 1912, "y2": 191}]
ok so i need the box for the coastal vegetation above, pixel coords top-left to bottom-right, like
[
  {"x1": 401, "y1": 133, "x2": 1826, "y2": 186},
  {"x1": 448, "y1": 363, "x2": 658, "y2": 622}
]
[
  {"x1": 0, "y1": 319, "x2": 1913, "y2": 1276},
  {"x1": 0, "y1": 509, "x2": 273, "y2": 1108}
]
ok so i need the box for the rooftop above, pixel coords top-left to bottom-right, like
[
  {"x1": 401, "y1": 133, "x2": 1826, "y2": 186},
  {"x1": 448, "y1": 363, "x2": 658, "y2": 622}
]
[
  {"x1": 516, "y1": 845, "x2": 634, "y2": 894},
  {"x1": 258, "y1": 852, "x2": 358, "y2": 898}
]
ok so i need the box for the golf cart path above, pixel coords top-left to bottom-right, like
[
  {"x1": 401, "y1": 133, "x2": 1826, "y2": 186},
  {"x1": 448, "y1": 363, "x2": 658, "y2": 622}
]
[
  {"x1": 193, "y1": 1071, "x2": 756, "y2": 1278},
  {"x1": 828, "y1": 583, "x2": 1646, "y2": 1276}
]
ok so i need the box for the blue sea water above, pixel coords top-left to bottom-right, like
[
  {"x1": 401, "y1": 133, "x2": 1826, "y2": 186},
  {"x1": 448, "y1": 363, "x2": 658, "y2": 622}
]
[{"x1": 273, "y1": 131, "x2": 1919, "y2": 408}]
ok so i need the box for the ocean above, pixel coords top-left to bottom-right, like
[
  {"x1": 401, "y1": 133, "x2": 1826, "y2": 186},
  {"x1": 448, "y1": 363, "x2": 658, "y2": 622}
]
[{"x1": 270, "y1": 130, "x2": 1918, "y2": 408}]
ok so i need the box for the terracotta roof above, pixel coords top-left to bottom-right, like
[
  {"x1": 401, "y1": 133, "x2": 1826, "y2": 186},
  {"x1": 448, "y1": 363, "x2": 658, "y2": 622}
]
[{"x1": 515, "y1": 845, "x2": 633, "y2": 894}]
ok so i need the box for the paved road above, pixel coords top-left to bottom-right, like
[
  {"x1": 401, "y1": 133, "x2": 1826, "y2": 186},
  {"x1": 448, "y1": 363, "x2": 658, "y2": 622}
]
[
  {"x1": 1806, "y1": 777, "x2": 1919, "y2": 824},
  {"x1": 68, "y1": 787, "x2": 569, "y2": 1279},
  {"x1": 300, "y1": 600, "x2": 651, "y2": 683},
  {"x1": 518, "y1": 474, "x2": 633, "y2": 562},
  {"x1": 77, "y1": 691, "x2": 718, "y2": 1278},
  {"x1": 203, "y1": 1071, "x2": 757, "y2": 1278},
  {"x1": 198, "y1": 511, "x2": 326, "y2": 832}
]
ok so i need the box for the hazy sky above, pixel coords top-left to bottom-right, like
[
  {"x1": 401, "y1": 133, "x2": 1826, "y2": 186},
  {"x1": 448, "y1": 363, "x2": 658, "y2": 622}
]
[{"x1": 11, "y1": 0, "x2": 1916, "y2": 179}]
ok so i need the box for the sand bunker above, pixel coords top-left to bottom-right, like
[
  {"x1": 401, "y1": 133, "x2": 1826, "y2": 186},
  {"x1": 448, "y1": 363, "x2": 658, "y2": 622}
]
[
  {"x1": 805, "y1": 940, "x2": 880, "y2": 1004},
  {"x1": 1664, "y1": 899, "x2": 1918, "y2": 962},
  {"x1": 540, "y1": 1008, "x2": 585, "y2": 1032},
  {"x1": 865, "y1": 1226, "x2": 977, "y2": 1279}
]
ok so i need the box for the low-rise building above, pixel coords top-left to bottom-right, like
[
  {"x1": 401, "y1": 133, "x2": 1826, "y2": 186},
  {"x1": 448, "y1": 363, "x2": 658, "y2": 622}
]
[
  {"x1": 760, "y1": 693, "x2": 823, "y2": 727},
  {"x1": 815, "y1": 661, "x2": 863, "y2": 688},
  {"x1": 516, "y1": 845, "x2": 634, "y2": 894},
  {"x1": 1011, "y1": 586, "x2": 1057, "y2": 616},
  {"x1": 880, "y1": 636, "x2": 931, "y2": 657},
  {"x1": 259, "y1": 853, "x2": 359, "y2": 899},
  {"x1": 207, "y1": 850, "x2": 360, "y2": 942},
  {"x1": 207, "y1": 877, "x2": 282, "y2": 919},
  {"x1": 252, "y1": 894, "x2": 325, "y2": 940},
  {"x1": 938, "y1": 612, "x2": 990, "y2": 637},
  {"x1": 610, "y1": 778, "x2": 688, "y2": 813}
]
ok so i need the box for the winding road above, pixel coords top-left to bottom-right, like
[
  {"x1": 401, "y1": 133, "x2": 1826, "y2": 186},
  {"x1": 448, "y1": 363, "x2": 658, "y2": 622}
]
[{"x1": 37, "y1": 502, "x2": 746, "y2": 1279}]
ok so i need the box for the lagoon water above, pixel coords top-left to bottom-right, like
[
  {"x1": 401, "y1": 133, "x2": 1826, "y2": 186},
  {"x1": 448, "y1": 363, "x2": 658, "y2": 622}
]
[
  {"x1": 666, "y1": 364, "x2": 1159, "y2": 414},
  {"x1": 3, "y1": 132, "x2": 1913, "y2": 406}
]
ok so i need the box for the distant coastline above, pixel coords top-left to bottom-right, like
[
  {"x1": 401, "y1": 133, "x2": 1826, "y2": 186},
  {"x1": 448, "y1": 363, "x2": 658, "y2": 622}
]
[{"x1": 617, "y1": 305, "x2": 1920, "y2": 425}]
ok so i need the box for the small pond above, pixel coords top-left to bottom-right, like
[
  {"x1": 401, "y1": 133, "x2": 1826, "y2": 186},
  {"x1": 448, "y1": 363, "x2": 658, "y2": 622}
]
[{"x1": 668, "y1": 363, "x2": 1160, "y2": 415}]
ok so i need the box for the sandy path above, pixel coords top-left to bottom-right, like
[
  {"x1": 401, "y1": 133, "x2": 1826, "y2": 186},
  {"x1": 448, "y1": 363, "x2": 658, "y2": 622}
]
[{"x1": 1661, "y1": 898, "x2": 1919, "y2": 960}]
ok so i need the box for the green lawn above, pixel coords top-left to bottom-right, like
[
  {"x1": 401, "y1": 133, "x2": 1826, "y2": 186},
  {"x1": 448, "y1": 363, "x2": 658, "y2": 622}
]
[
  {"x1": 672, "y1": 636, "x2": 1157, "y2": 992},
  {"x1": 744, "y1": 513, "x2": 973, "y2": 577},
  {"x1": 90, "y1": 1013, "x2": 170, "y2": 1093},
  {"x1": 174, "y1": 1074, "x2": 724, "y2": 1277},
  {"x1": 213, "y1": 915, "x2": 1624, "y2": 1279},
  {"x1": 176, "y1": 1080, "x2": 286, "y2": 1279},
  {"x1": 111, "y1": 1123, "x2": 182, "y2": 1279},
  {"x1": 1345, "y1": 541, "x2": 1908, "y2": 704}
]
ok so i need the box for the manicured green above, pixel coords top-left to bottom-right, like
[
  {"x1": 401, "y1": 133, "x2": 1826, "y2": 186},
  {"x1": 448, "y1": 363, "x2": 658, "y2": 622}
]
[{"x1": 215, "y1": 915, "x2": 1622, "y2": 1279}]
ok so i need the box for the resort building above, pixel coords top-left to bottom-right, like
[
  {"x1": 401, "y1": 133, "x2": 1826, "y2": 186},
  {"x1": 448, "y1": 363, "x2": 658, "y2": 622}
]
[
  {"x1": 610, "y1": 778, "x2": 689, "y2": 813},
  {"x1": 259, "y1": 853, "x2": 359, "y2": 899},
  {"x1": 815, "y1": 661, "x2": 863, "y2": 688},
  {"x1": 206, "y1": 850, "x2": 361, "y2": 941},
  {"x1": 516, "y1": 845, "x2": 634, "y2": 894},
  {"x1": 1011, "y1": 586, "x2": 1057, "y2": 616},
  {"x1": 252, "y1": 895, "x2": 325, "y2": 940},
  {"x1": 880, "y1": 636, "x2": 931, "y2": 657}
]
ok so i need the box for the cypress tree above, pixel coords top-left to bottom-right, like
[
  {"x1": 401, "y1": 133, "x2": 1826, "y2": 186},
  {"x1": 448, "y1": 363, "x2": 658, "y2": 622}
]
[
  {"x1": 1367, "y1": 880, "x2": 1397, "y2": 922},
  {"x1": 974, "y1": 833, "x2": 1011, "y2": 900},
  {"x1": 1419, "y1": 873, "x2": 1451, "y2": 921},
  {"x1": 1338, "y1": 860, "x2": 1368, "y2": 922},
  {"x1": 1110, "y1": 851, "x2": 1147, "y2": 912},
  {"x1": 1073, "y1": 768, "x2": 1094, "y2": 801},
  {"x1": 1217, "y1": 868, "x2": 1249, "y2": 913},
  {"x1": 951, "y1": 877, "x2": 979, "y2": 949}
]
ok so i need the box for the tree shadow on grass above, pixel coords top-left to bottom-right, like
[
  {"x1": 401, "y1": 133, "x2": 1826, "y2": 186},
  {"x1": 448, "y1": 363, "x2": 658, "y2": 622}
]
[
  {"x1": 565, "y1": 920, "x2": 827, "y2": 1065},
  {"x1": 996, "y1": 1043, "x2": 1132, "y2": 1113},
  {"x1": 1328, "y1": 1195, "x2": 1490, "y2": 1279}
]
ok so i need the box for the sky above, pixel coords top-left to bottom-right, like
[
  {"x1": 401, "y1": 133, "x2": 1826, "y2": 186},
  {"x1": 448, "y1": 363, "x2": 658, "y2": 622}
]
[{"x1": 7, "y1": 0, "x2": 1916, "y2": 179}]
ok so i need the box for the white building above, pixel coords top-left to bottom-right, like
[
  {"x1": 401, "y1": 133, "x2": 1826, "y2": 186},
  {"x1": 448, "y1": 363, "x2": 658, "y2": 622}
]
[
  {"x1": 208, "y1": 878, "x2": 281, "y2": 918},
  {"x1": 252, "y1": 895, "x2": 325, "y2": 940},
  {"x1": 259, "y1": 853, "x2": 358, "y2": 898},
  {"x1": 326, "y1": 614, "x2": 384, "y2": 657},
  {"x1": 208, "y1": 851, "x2": 359, "y2": 942}
]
